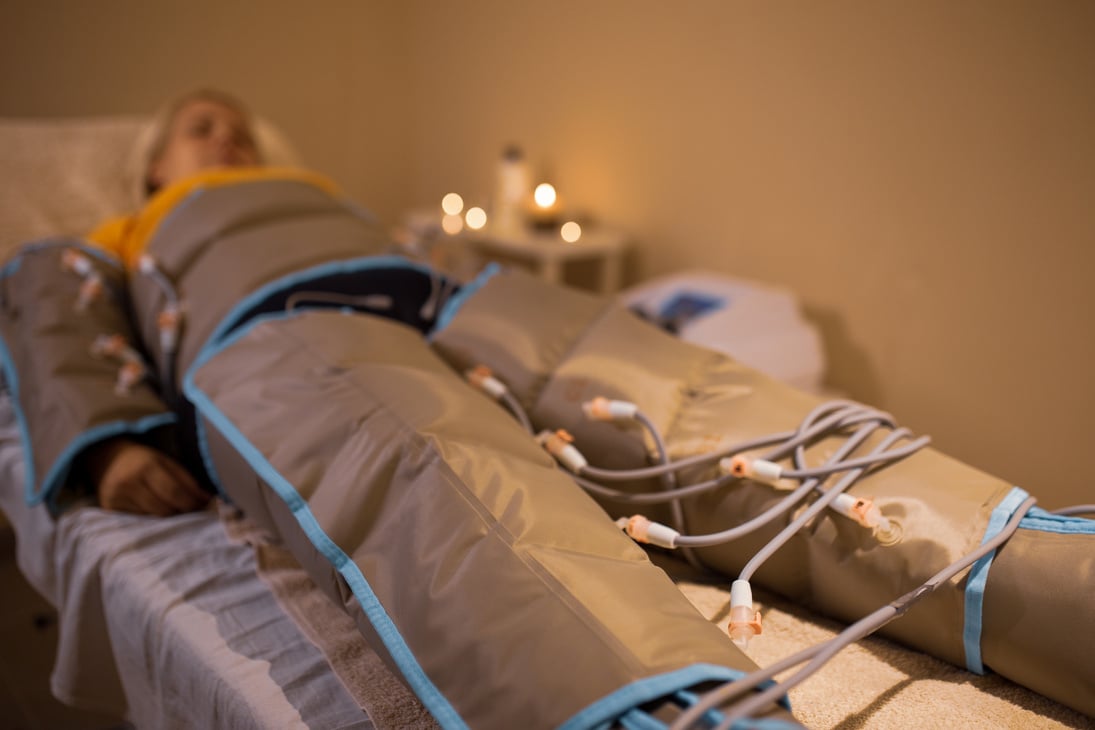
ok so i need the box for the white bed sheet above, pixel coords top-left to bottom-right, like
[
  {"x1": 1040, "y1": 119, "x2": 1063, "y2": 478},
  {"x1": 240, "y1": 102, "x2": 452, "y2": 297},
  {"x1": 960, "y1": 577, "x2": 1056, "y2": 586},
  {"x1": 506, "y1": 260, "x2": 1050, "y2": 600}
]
[{"x1": 0, "y1": 391, "x2": 373, "y2": 730}]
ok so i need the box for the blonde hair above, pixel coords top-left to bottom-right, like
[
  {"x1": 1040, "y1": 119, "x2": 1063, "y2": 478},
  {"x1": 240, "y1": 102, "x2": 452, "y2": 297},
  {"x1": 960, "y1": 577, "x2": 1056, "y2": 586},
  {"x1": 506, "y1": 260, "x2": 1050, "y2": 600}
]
[{"x1": 142, "y1": 88, "x2": 263, "y2": 197}]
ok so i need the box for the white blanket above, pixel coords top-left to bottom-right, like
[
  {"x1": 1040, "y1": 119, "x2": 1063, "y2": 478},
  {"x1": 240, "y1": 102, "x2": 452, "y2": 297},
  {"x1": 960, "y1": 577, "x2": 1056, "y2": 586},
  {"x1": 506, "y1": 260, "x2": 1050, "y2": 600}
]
[{"x1": 0, "y1": 393, "x2": 372, "y2": 729}]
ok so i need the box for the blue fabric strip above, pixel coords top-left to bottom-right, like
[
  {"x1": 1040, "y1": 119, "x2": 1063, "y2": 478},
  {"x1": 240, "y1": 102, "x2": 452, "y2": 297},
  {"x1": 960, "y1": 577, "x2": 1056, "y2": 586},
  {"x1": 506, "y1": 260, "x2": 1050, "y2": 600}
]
[
  {"x1": 728, "y1": 719, "x2": 805, "y2": 729},
  {"x1": 35, "y1": 414, "x2": 177, "y2": 509},
  {"x1": 0, "y1": 238, "x2": 146, "y2": 509},
  {"x1": 0, "y1": 237, "x2": 123, "y2": 279},
  {"x1": 560, "y1": 663, "x2": 792, "y2": 730},
  {"x1": 1018, "y1": 507, "x2": 1095, "y2": 535},
  {"x1": 963, "y1": 486, "x2": 1030, "y2": 673},
  {"x1": 620, "y1": 708, "x2": 667, "y2": 730},
  {"x1": 182, "y1": 316, "x2": 467, "y2": 729},
  {"x1": 673, "y1": 687, "x2": 800, "y2": 729},
  {"x1": 203, "y1": 255, "x2": 434, "y2": 350},
  {"x1": 189, "y1": 309, "x2": 315, "y2": 501},
  {"x1": 0, "y1": 256, "x2": 19, "y2": 278},
  {"x1": 428, "y1": 262, "x2": 500, "y2": 339},
  {"x1": 619, "y1": 707, "x2": 804, "y2": 730},
  {"x1": 676, "y1": 689, "x2": 727, "y2": 727},
  {"x1": 0, "y1": 335, "x2": 37, "y2": 498}
]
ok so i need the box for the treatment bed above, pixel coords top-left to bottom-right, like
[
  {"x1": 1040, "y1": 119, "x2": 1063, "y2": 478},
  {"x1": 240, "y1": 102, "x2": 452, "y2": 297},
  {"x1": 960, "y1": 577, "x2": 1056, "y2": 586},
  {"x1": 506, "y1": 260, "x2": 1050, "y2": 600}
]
[
  {"x1": 0, "y1": 115, "x2": 1090, "y2": 730},
  {"x1": 0, "y1": 387, "x2": 1086, "y2": 729}
]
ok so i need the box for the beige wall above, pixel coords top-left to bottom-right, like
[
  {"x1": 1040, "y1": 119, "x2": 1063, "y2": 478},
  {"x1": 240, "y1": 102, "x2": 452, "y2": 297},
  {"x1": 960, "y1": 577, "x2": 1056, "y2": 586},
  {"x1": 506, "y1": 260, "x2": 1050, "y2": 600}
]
[
  {"x1": 0, "y1": 0, "x2": 414, "y2": 223},
  {"x1": 401, "y1": 0, "x2": 1095, "y2": 509},
  {"x1": 2, "y1": 1, "x2": 1092, "y2": 507}
]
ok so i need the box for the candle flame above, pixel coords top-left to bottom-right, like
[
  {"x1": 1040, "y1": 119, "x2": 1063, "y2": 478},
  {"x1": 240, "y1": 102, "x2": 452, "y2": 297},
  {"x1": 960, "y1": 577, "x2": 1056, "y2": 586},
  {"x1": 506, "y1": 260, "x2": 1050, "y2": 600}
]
[{"x1": 533, "y1": 183, "x2": 557, "y2": 208}]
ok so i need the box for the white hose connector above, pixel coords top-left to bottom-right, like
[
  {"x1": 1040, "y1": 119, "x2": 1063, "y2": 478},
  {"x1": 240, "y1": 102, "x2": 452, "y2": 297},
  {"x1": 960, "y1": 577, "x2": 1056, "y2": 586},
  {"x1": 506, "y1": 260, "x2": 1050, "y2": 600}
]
[
  {"x1": 614, "y1": 514, "x2": 679, "y2": 549},
  {"x1": 90, "y1": 334, "x2": 143, "y2": 364},
  {"x1": 63, "y1": 249, "x2": 106, "y2": 311},
  {"x1": 157, "y1": 303, "x2": 184, "y2": 354},
  {"x1": 465, "y1": 365, "x2": 507, "y2": 399},
  {"x1": 137, "y1": 254, "x2": 158, "y2": 276},
  {"x1": 830, "y1": 494, "x2": 903, "y2": 545},
  {"x1": 728, "y1": 579, "x2": 763, "y2": 649},
  {"x1": 114, "y1": 361, "x2": 147, "y2": 396},
  {"x1": 721, "y1": 456, "x2": 782, "y2": 485},
  {"x1": 75, "y1": 273, "x2": 104, "y2": 312},
  {"x1": 62, "y1": 249, "x2": 94, "y2": 277},
  {"x1": 536, "y1": 429, "x2": 588, "y2": 473},
  {"x1": 582, "y1": 397, "x2": 639, "y2": 421},
  {"x1": 90, "y1": 334, "x2": 148, "y2": 396}
]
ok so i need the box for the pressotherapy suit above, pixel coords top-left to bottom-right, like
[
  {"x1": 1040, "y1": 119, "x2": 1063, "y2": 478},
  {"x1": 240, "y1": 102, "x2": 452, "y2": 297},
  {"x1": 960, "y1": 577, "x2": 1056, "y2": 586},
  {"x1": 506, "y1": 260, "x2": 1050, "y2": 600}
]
[{"x1": 1, "y1": 170, "x2": 1090, "y2": 728}]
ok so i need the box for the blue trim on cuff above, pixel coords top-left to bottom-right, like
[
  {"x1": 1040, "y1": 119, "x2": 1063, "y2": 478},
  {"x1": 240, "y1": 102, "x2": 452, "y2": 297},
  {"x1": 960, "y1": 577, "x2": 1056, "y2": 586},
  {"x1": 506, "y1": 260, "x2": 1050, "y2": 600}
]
[
  {"x1": 0, "y1": 241, "x2": 131, "y2": 508},
  {"x1": 204, "y1": 255, "x2": 434, "y2": 350},
  {"x1": 676, "y1": 689, "x2": 727, "y2": 728},
  {"x1": 0, "y1": 255, "x2": 22, "y2": 279},
  {"x1": 428, "y1": 262, "x2": 500, "y2": 339},
  {"x1": 34, "y1": 413, "x2": 177, "y2": 510},
  {"x1": 963, "y1": 486, "x2": 1030, "y2": 674},
  {"x1": 620, "y1": 708, "x2": 667, "y2": 730},
  {"x1": 1018, "y1": 507, "x2": 1095, "y2": 535},
  {"x1": 0, "y1": 335, "x2": 37, "y2": 498},
  {"x1": 182, "y1": 315, "x2": 467, "y2": 730},
  {"x1": 1, "y1": 238, "x2": 122, "y2": 278},
  {"x1": 729, "y1": 720, "x2": 804, "y2": 729},
  {"x1": 560, "y1": 663, "x2": 790, "y2": 730},
  {"x1": 189, "y1": 309, "x2": 309, "y2": 498},
  {"x1": 672, "y1": 688, "x2": 799, "y2": 730}
]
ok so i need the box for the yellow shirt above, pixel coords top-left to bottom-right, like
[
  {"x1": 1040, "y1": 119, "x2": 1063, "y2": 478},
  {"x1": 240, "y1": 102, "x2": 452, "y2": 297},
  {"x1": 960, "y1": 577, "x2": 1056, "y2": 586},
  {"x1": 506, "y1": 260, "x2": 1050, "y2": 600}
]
[{"x1": 87, "y1": 167, "x2": 340, "y2": 268}]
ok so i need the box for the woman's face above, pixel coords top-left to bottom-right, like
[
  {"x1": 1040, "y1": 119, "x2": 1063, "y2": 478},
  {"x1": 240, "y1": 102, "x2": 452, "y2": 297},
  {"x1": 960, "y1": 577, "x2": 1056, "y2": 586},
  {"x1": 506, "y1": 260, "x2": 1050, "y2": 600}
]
[{"x1": 148, "y1": 98, "x2": 260, "y2": 190}]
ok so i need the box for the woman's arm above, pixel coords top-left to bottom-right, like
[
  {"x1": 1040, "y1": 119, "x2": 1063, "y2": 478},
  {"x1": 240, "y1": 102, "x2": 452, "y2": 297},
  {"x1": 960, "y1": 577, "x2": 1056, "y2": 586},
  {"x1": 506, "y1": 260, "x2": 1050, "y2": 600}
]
[
  {"x1": 0, "y1": 242, "x2": 181, "y2": 511},
  {"x1": 83, "y1": 437, "x2": 209, "y2": 516}
]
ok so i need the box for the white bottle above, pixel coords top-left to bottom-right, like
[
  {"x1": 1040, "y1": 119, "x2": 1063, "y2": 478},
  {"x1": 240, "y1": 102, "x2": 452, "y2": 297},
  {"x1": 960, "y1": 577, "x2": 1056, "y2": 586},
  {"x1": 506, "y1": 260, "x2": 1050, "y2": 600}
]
[{"x1": 493, "y1": 145, "x2": 529, "y2": 236}]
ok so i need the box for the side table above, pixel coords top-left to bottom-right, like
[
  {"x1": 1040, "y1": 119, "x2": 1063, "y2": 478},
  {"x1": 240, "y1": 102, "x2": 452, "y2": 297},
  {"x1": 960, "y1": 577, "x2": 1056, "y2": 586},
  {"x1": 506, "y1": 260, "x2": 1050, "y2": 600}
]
[{"x1": 459, "y1": 227, "x2": 628, "y2": 293}]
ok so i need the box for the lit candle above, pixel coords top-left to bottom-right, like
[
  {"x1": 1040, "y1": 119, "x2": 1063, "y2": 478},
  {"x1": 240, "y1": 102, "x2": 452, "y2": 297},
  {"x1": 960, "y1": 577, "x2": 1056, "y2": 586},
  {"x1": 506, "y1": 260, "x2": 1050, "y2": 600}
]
[
  {"x1": 465, "y1": 206, "x2": 488, "y2": 230},
  {"x1": 527, "y1": 182, "x2": 562, "y2": 230},
  {"x1": 534, "y1": 183, "x2": 556, "y2": 209},
  {"x1": 560, "y1": 221, "x2": 582, "y2": 243}
]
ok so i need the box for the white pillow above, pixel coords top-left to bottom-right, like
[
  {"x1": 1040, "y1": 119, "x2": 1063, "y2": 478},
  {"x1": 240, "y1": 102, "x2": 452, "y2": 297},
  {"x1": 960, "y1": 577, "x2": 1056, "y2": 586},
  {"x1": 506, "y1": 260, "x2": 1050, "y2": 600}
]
[{"x1": 0, "y1": 115, "x2": 300, "y2": 261}]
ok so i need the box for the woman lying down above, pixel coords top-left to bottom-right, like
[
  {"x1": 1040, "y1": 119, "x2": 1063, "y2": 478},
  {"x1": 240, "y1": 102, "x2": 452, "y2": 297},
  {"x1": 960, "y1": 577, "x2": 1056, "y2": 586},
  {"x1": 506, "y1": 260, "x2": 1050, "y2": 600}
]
[{"x1": 0, "y1": 90, "x2": 1090, "y2": 729}]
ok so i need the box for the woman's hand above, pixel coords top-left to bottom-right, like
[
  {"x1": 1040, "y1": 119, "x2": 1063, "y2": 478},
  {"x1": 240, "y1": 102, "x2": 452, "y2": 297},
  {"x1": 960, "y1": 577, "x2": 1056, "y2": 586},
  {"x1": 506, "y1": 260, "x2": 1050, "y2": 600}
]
[{"x1": 85, "y1": 438, "x2": 210, "y2": 516}]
